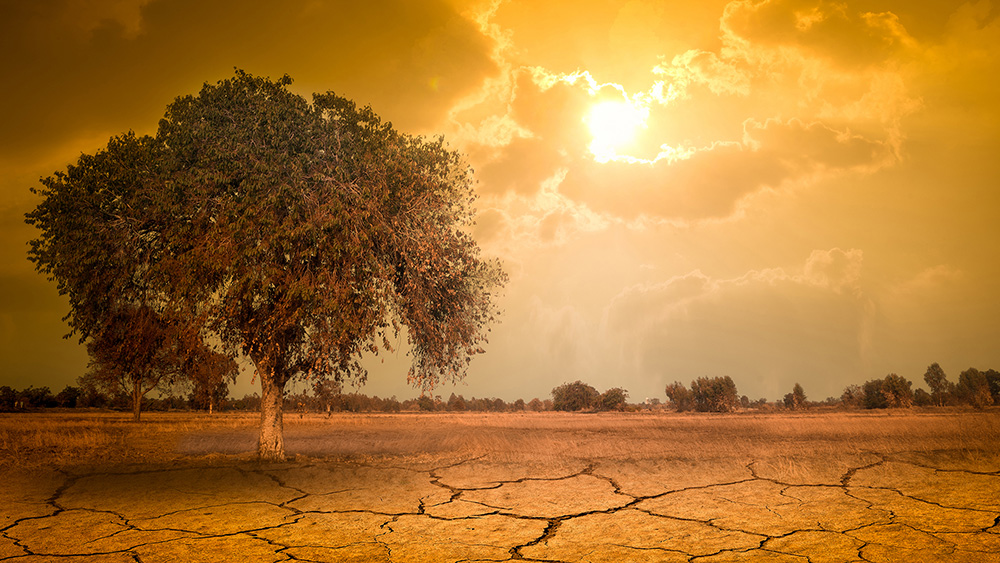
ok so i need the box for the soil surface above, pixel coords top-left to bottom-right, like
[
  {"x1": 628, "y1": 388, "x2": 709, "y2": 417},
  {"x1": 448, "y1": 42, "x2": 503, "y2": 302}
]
[{"x1": 2, "y1": 412, "x2": 999, "y2": 561}]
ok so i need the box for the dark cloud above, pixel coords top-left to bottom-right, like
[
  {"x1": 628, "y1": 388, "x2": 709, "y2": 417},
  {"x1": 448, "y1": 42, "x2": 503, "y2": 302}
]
[{"x1": 0, "y1": 0, "x2": 496, "y2": 163}]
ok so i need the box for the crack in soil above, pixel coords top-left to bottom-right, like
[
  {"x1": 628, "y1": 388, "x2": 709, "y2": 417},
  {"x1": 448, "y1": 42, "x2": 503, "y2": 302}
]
[{"x1": 6, "y1": 448, "x2": 1000, "y2": 562}]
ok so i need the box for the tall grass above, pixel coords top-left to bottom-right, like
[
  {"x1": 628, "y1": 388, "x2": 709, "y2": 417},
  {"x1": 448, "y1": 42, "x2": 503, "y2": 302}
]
[{"x1": 1, "y1": 410, "x2": 998, "y2": 470}]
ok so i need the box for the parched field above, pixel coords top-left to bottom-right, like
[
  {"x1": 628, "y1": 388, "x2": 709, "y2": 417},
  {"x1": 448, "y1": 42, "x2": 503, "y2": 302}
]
[{"x1": 2, "y1": 410, "x2": 999, "y2": 562}]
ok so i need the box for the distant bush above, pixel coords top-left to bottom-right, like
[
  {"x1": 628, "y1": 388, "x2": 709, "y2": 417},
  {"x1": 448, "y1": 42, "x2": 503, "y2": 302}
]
[
  {"x1": 552, "y1": 381, "x2": 600, "y2": 411},
  {"x1": 856, "y1": 374, "x2": 913, "y2": 409},
  {"x1": 600, "y1": 388, "x2": 628, "y2": 411},
  {"x1": 783, "y1": 383, "x2": 807, "y2": 410},
  {"x1": 956, "y1": 368, "x2": 993, "y2": 409},
  {"x1": 690, "y1": 376, "x2": 739, "y2": 412},
  {"x1": 664, "y1": 382, "x2": 694, "y2": 412}
]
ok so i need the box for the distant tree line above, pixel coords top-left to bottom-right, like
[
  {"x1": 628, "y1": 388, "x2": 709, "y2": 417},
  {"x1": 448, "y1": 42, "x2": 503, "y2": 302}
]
[
  {"x1": 840, "y1": 363, "x2": 1000, "y2": 410},
  {"x1": 4, "y1": 362, "x2": 997, "y2": 414}
]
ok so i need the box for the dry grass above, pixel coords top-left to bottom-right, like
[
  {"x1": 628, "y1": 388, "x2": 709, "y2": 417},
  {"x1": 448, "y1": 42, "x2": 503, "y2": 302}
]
[{"x1": 2, "y1": 409, "x2": 998, "y2": 471}]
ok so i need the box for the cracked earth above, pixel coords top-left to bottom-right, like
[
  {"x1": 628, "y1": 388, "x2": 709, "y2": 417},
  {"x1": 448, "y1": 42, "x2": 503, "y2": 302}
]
[{"x1": 2, "y1": 412, "x2": 999, "y2": 562}]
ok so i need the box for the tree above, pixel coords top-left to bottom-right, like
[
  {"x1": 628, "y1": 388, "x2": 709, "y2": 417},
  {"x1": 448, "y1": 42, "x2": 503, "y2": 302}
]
[
  {"x1": 183, "y1": 346, "x2": 239, "y2": 414},
  {"x1": 881, "y1": 373, "x2": 913, "y2": 408},
  {"x1": 841, "y1": 384, "x2": 862, "y2": 408},
  {"x1": 985, "y1": 369, "x2": 1000, "y2": 405},
  {"x1": 664, "y1": 381, "x2": 694, "y2": 412},
  {"x1": 312, "y1": 378, "x2": 341, "y2": 415},
  {"x1": 80, "y1": 305, "x2": 197, "y2": 421},
  {"x1": 15, "y1": 386, "x2": 56, "y2": 409},
  {"x1": 690, "y1": 376, "x2": 739, "y2": 412},
  {"x1": 27, "y1": 71, "x2": 504, "y2": 459},
  {"x1": 956, "y1": 368, "x2": 993, "y2": 409},
  {"x1": 859, "y1": 374, "x2": 913, "y2": 409},
  {"x1": 447, "y1": 393, "x2": 467, "y2": 411},
  {"x1": 784, "y1": 383, "x2": 807, "y2": 410},
  {"x1": 599, "y1": 388, "x2": 628, "y2": 411},
  {"x1": 551, "y1": 381, "x2": 600, "y2": 411},
  {"x1": 55, "y1": 386, "x2": 80, "y2": 408},
  {"x1": 0, "y1": 387, "x2": 15, "y2": 411},
  {"x1": 923, "y1": 363, "x2": 952, "y2": 407},
  {"x1": 913, "y1": 388, "x2": 933, "y2": 406}
]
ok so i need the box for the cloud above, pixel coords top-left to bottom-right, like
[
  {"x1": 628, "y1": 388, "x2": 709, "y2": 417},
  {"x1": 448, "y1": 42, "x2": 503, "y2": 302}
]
[
  {"x1": 602, "y1": 249, "x2": 873, "y2": 398},
  {"x1": 0, "y1": 0, "x2": 496, "y2": 164},
  {"x1": 653, "y1": 49, "x2": 752, "y2": 98},
  {"x1": 454, "y1": 0, "x2": 920, "y2": 231},
  {"x1": 799, "y1": 248, "x2": 864, "y2": 294},
  {"x1": 558, "y1": 117, "x2": 891, "y2": 221},
  {"x1": 720, "y1": 0, "x2": 918, "y2": 67}
]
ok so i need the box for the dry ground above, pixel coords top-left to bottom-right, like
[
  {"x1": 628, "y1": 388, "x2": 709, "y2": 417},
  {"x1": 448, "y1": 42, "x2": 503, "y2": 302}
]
[{"x1": 1, "y1": 410, "x2": 999, "y2": 562}]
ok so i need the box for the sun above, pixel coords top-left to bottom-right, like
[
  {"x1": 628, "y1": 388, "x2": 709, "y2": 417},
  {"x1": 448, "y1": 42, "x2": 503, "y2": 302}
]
[{"x1": 585, "y1": 100, "x2": 647, "y2": 161}]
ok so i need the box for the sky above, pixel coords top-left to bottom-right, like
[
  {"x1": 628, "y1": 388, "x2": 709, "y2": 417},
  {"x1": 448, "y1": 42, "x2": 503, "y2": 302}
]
[{"x1": 1, "y1": 0, "x2": 998, "y2": 404}]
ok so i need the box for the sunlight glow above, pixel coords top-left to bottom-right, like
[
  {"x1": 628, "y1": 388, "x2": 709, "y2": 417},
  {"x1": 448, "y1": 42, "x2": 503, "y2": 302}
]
[{"x1": 585, "y1": 100, "x2": 648, "y2": 162}]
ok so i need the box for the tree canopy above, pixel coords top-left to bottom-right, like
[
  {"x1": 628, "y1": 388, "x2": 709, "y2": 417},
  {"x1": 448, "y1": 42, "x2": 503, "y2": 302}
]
[{"x1": 26, "y1": 70, "x2": 505, "y2": 458}]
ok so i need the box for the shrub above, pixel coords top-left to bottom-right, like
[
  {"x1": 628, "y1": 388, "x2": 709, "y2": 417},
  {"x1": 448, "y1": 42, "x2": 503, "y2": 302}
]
[
  {"x1": 551, "y1": 381, "x2": 600, "y2": 411},
  {"x1": 599, "y1": 388, "x2": 628, "y2": 411},
  {"x1": 664, "y1": 382, "x2": 694, "y2": 412},
  {"x1": 956, "y1": 368, "x2": 993, "y2": 409},
  {"x1": 690, "y1": 376, "x2": 739, "y2": 412}
]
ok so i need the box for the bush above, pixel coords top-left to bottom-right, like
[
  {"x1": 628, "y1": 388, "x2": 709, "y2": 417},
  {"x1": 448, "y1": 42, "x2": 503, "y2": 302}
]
[
  {"x1": 956, "y1": 368, "x2": 993, "y2": 409},
  {"x1": 783, "y1": 383, "x2": 807, "y2": 410},
  {"x1": 859, "y1": 374, "x2": 913, "y2": 409},
  {"x1": 665, "y1": 382, "x2": 694, "y2": 412},
  {"x1": 690, "y1": 376, "x2": 739, "y2": 412},
  {"x1": 914, "y1": 388, "x2": 933, "y2": 406},
  {"x1": 841, "y1": 384, "x2": 863, "y2": 408},
  {"x1": 551, "y1": 381, "x2": 600, "y2": 411},
  {"x1": 599, "y1": 388, "x2": 628, "y2": 411}
]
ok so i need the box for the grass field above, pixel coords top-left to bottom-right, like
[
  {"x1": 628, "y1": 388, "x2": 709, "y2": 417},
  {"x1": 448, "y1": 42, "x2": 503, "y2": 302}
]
[{"x1": 2, "y1": 409, "x2": 998, "y2": 470}]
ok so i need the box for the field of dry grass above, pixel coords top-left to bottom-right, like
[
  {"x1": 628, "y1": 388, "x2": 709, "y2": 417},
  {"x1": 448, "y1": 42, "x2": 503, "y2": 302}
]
[{"x1": 2, "y1": 409, "x2": 998, "y2": 471}]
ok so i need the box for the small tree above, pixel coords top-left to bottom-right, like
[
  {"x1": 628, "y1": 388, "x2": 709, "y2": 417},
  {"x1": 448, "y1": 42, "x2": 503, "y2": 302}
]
[
  {"x1": 881, "y1": 373, "x2": 913, "y2": 408},
  {"x1": 985, "y1": 369, "x2": 1000, "y2": 405},
  {"x1": 783, "y1": 383, "x2": 807, "y2": 410},
  {"x1": 312, "y1": 379, "x2": 341, "y2": 414},
  {"x1": 82, "y1": 305, "x2": 205, "y2": 421},
  {"x1": 184, "y1": 346, "x2": 239, "y2": 414},
  {"x1": 861, "y1": 378, "x2": 887, "y2": 409},
  {"x1": 690, "y1": 376, "x2": 739, "y2": 412},
  {"x1": 599, "y1": 388, "x2": 628, "y2": 411},
  {"x1": 55, "y1": 386, "x2": 80, "y2": 408},
  {"x1": 0, "y1": 386, "x2": 15, "y2": 411},
  {"x1": 551, "y1": 381, "x2": 600, "y2": 411},
  {"x1": 923, "y1": 363, "x2": 952, "y2": 407},
  {"x1": 665, "y1": 381, "x2": 694, "y2": 412},
  {"x1": 913, "y1": 388, "x2": 933, "y2": 406},
  {"x1": 841, "y1": 384, "x2": 862, "y2": 408},
  {"x1": 447, "y1": 392, "x2": 467, "y2": 411}
]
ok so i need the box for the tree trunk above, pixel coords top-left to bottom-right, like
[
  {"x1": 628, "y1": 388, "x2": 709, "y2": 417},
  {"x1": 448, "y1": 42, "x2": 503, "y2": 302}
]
[
  {"x1": 132, "y1": 380, "x2": 142, "y2": 422},
  {"x1": 258, "y1": 374, "x2": 285, "y2": 460}
]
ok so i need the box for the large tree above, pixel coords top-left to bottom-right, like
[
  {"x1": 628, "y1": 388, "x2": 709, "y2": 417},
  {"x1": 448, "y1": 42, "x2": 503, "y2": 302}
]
[{"x1": 27, "y1": 71, "x2": 504, "y2": 459}]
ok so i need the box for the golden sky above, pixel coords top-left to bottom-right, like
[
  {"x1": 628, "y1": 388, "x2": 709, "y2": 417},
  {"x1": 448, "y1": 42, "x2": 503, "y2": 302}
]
[{"x1": 1, "y1": 0, "x2": 998, "y2": 402}]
